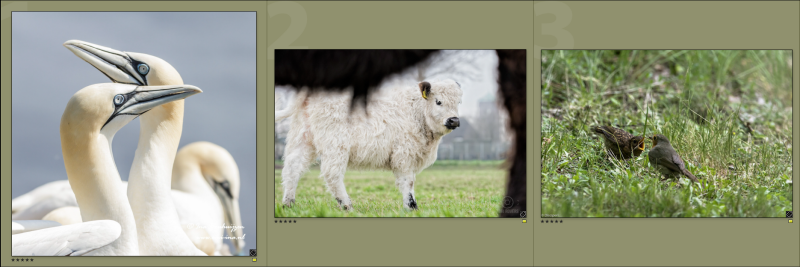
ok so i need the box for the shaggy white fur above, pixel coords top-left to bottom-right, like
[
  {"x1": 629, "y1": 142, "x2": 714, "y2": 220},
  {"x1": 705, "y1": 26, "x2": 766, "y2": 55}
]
[{"x1": 276, "y1": 79, "x2": 463, "y2": 210}]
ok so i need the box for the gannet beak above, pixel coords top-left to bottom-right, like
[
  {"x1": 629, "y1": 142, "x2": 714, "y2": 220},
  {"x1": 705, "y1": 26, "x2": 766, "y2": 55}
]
[
  {"x1": 104, "y1": 85, "x2": 202, "y2": 128},
  {"x1": 209, "y1": 178, "x2": 245, "y2": 255},
  {"x1": 64, "y1": 40, "x2": 148, "y2": 85}
]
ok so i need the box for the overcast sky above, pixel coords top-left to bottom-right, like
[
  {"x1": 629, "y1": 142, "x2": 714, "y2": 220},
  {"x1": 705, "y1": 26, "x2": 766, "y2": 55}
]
[
  {"x1": 11, "y1": 12, "x2": 256, "y2": 254},
  {"x1": 390, "y1": 50, "x2": 501, "y2": 119}
]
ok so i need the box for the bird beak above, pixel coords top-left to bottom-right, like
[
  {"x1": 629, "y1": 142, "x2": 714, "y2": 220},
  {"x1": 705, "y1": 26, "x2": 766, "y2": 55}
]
[
  {"x1": 64, "y1": 40, "x2": 147, "y2": 85},
  {"x1": 209, "y1": 178, "x2": 245, "y2": 255},
  {"x1": 113, "y1": 85, "x2": 202, "y2": 118}
]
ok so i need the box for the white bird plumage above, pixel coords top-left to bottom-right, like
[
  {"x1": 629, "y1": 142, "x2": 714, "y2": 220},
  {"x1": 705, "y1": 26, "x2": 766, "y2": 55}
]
[
  {"x1": 63, "y1": 40, "x2": 205, "y2": 256},
  {"x1": 67, "y1": 39, "x2": 242, "y2": 255},
  {"x1": 42, "y1": 207, "x2": 83, "y2": 226},
  {"x1": 12, "y1": 40, "x2": 243, "y2": 256},
  {"x1": 12, "y1": 142, "x2": 244, "y2": 255},
  {"x1": 13, "y1": 220, "x2": 121, "y2": 256},
  {"x1": 12, "y1": 220, "x2": 62, "y2": 235},
  {"x1": 12, "y1": 83, "x2": 201, "y2": 256}
]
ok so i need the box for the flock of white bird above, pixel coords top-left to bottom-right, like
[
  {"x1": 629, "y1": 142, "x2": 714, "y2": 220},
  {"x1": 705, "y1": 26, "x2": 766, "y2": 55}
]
[{"x1": 10, "y1": 40, "x2": 246, "y2": 256}]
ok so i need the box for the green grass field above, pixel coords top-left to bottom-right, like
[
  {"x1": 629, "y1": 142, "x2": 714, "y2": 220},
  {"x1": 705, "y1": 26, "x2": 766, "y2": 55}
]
[
  {"x1": 275, "y1": 160, "x2": 507, "y2": 217},
  {"x1": 542, "y1": 50, "x2": 792, "y2": 217}
]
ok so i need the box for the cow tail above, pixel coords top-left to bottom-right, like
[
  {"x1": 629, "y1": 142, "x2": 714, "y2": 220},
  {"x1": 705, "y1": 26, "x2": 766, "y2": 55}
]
[{"x1": 275, "y1": 89, "x2": 306, "y2": 121}]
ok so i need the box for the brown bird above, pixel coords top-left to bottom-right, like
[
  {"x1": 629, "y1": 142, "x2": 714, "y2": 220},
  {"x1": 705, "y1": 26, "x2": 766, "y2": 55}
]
[
  {"x1": 590, "y1": 125, "x2": 646, "y2": 160},
  {"x1": 647, "y1": 134, "x2": 700, "y2": 183}
]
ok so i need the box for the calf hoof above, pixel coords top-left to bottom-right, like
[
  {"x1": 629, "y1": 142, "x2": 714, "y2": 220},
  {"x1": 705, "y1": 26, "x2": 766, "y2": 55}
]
[
  {"x1": 282, "y1": 198, "x2": 295, "y2": 208},
  {"x1": 336, "y1": 198, "x2": 352, "y2": 211},
  {"x1": 407, "y1": 194, "x2": 418, "y2": 210}
]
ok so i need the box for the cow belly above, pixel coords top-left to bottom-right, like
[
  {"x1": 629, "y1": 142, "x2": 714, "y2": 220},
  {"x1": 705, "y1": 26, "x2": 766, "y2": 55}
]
[{"x1": 347, "y1": 135, "x2": 393, "y2": 169}]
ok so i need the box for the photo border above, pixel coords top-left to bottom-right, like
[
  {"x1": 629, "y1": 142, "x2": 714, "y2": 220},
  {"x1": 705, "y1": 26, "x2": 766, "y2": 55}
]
[
  {"x1": 272, "y1": 48, "x2": 527, "y2": 219},
  {"x1": 533, "y1": 1, "x2": 800, "y2": 266},
  {"x1": 540, "y1": 48, "x2": 793, "y2": 218},
  {"x1": 268, "y1": 1, "x2": 533, "y2": 266},
  {"x1": 1, "y1": 1, "x2": 267, "y2": 266}
]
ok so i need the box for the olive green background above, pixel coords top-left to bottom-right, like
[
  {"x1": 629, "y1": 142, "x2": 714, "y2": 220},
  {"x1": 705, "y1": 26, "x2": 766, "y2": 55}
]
[
  {"x1": 534, "y1": 1, "x2": 799, "y2": 267},
  {"x1": 268, "y1": 1, "x2": 533, "y2": 267},
  {"x1": 0, "y1": 1, "x2": 267, "y2": 266}
]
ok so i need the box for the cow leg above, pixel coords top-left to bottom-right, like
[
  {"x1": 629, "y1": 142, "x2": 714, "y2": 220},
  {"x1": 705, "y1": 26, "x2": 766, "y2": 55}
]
[
  {"x1": 395, "y1": 173, "x2": 418, "y2": 210},
  {"x1": 320, "y1": 150, "x2": 352, "y2": 211},
  {"x1": 281, "y1": 136, "x2": 315, "y2": 207}
]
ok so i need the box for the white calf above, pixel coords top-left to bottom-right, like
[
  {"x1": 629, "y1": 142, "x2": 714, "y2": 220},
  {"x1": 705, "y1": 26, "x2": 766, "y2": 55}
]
[{"x1": 276, "y1": 79, "x2": 462, "y2": 210}]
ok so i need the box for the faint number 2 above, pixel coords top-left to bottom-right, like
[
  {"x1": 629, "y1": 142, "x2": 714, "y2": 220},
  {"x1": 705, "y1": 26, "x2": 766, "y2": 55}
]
[{"x1": 268, "y1": 1, "x2": 308, "y2": 60}]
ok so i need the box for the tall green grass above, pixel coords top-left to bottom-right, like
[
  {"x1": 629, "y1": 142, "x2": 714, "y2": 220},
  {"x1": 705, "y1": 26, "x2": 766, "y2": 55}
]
[{"x1": 541, "y1": 50, "x2": 792, "y2": 217}]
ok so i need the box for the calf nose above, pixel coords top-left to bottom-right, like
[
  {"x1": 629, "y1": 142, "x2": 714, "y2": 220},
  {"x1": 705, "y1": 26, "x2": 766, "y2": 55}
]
[{"x1": 445, "y1": 117, "x2": 460, "y2": 128}]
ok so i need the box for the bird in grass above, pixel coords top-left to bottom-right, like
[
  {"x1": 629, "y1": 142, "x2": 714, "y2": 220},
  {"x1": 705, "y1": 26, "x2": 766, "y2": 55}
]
[
  {"x1": 590, "y1": 125, "x2": 646, "y2": 160},
  {"x1": 647, "y1": 134, "x2": 700, "y2": 183}
]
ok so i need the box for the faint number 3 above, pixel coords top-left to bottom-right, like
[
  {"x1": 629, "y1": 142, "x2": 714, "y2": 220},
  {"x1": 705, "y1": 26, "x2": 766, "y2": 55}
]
[{"x1": 534, "y1": 2, "x2": 573, "y2": 58}]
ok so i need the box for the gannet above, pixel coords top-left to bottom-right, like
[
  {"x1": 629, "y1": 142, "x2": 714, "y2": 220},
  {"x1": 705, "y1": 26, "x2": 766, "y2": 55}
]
[
  {"x1": 12, "y1": 40, "x2": 245, "y2": 255},
  {"x1": 10, "y1": 143, "x2": 245, "y2": 255},
  {"x1": 11, "y1": 142, "x2": 244, "y2": 255},
  {"x1": 12, "y1": 83, "x2": 201, "y2": 256},
  {"x1": 171, "y1": 142, "x2": 245, "y2": 255},
  {"x1": 64, "y1": 40, "x2": 243, "y2": 255}
]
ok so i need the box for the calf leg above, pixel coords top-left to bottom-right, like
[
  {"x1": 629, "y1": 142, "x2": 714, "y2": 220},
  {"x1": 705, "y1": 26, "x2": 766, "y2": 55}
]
[
  {"x1": 281, "y1": 136, "x2": 315, "y2": 207},
  {"x1": 395, "y1": 173, "x2": 418, "y2": 210},
  {"x1": 320, "y1": 151, "x2": 352, "y2": 210}
]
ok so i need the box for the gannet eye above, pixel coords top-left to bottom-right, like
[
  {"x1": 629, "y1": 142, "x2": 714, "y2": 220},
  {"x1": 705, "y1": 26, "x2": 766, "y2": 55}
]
[
  {"x1": 114, "y1": 94, "x2": 125, "y2": 105},
  {"x1": 137, "y1": 63, "x2": 149, "y2": 75},
  {"x1": 216, "y1": 180, "x2": 233, "y2": 198}
]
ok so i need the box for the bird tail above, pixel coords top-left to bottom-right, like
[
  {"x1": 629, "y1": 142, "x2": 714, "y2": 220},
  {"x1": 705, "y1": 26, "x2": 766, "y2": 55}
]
[
  {"x1": 275, "y1": 89, "x2": 305, "y2": 121},
  {"x1": 682, "y1": 169, "x2": 700, "y2": 183},
  {"x1": 590, "y1": 125, "x2": 613, "y2": 140}
]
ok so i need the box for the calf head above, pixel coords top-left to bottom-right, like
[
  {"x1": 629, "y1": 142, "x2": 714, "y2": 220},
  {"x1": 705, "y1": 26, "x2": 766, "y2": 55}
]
[{"x1": 419, "y1": 79, "x2": 463, "y2": 135}]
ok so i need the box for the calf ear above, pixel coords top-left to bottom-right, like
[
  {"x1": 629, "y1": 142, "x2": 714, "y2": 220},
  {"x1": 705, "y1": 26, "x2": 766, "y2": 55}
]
[{"x1": 419, "y1": 81, "x2": 431, "y2": 99}]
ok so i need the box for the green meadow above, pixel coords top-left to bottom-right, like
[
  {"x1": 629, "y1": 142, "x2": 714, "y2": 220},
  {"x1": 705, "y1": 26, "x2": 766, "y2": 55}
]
[
  {"x1": 541, "y1": 50, "x2": 792, "y2": 217},
  {"x1": 275, "y1": 160, "x2": 507, "y2": 217}
]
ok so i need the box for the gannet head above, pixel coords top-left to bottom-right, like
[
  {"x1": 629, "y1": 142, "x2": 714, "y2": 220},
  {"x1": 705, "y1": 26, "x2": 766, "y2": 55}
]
[
  {"x1": 63, "y1": 40, "x2": 183, "y2": 86},
  {"x1": 174, "y1": 142, "x2": 241, "y2": 198},
  {"x1": 173, "y1": 141, "x2": 244, "y2": 254},
  {"x1": 63, "y1": 40, "x2": 188, "y2": 143},
  {"x1": 60, "y1": 83, "x2": 202, "y2": 139}
]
